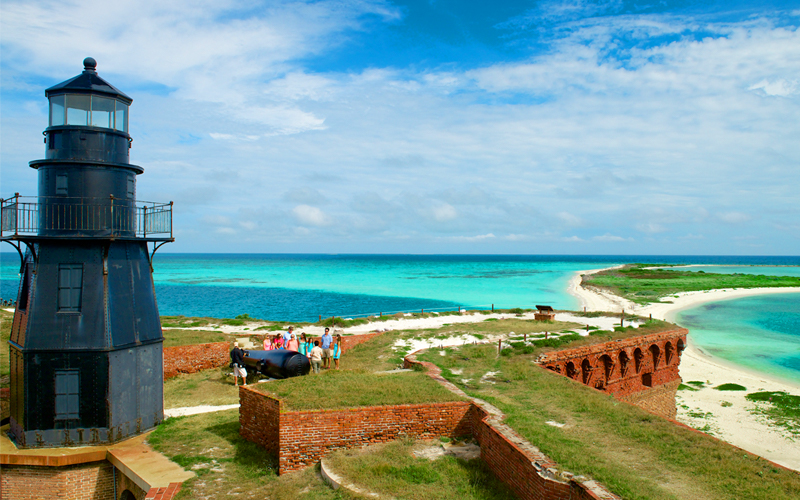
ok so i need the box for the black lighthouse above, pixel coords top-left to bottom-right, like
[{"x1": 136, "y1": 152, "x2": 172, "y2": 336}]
[{"x1": 1, "y1": 58, "x2": 174, "y2": 448}]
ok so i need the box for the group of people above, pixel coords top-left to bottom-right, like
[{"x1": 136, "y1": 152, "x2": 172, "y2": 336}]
[
  {"x1": 230, "y1": 326, "x2": 344, "y2": 385},
  {"x1": 264, "y1": 326, "x2": 342, "y2": 373}
]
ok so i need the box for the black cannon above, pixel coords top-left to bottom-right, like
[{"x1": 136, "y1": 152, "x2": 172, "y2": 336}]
[{"x1": 242, "y1": 350, "x2": 311, "y2": 379}]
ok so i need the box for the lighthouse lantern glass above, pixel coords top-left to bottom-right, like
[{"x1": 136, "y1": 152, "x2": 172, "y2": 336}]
[
  {"x1": 66, "y1": 95, "x2": 90, "y2": 125},
  {"x1": 91, "y1": 96, "x2": 115, "y2": 129},
  {"x1": 115, "y1": 100, "x2": 128, "y2": 132},
  {"x1": 50, "y1": 95, "x2": 66, "y2": 126}
]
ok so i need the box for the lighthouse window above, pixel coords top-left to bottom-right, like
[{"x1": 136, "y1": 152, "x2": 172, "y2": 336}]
[
  {"x1": 54, "y1": 370, "x2": 80, "y2": 422},
  {"x1": 66, "y1": 95, "x2": 90, "y2": 126},
  {"x1": 91, "y1": 96, "x2": 115, "y2": 129},
  {"x1": 115, "y1": 100, "x2": 128, "y2": 132},
  {"x1": 58, "y1": 264, "x2": 83, "y2": 312},
  {"x1": 56, "y1": 174, "x2": 68, "y2": 195},
  {"x1": 50, "y1": 95, "x2": 66, "y2": 126}
]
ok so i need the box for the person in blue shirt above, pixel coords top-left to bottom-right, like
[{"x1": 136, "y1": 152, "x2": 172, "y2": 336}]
[
  {"x1": 321, "y1": 327, "x2": 333, "y2": 369},
  {"x1": 283, "y1": 326, "x2": 294, "y2": 346}
]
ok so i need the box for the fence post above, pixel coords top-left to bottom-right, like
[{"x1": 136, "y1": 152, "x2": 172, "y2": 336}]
[
  {"x1": 109, "y1": 194, "x2": 115, "y2": 234},
  {"x1": 170, "y1": 201, "x2": 174, "y2": 239},
  {"x1": 497, "y1": 338, "x2": 502, "y2": 354},
  {"x1": 491, "y1": 304, "x2": 494, "y2": 312},
  {"x1": 142, "y1": 205, "x2": 147, "y2": 238}
]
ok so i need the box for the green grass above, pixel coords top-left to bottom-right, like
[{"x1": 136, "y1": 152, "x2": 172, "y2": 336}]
[
  {"x1": 715, "y1": 383, "x2": 747, "y2": 391},
  {"x1": 746, "y1": 391, "x2": 800, "y2": 437},
  {"x1": 148, "y1": 410, "x2": 354, "y2": 500},
  {"x1": 583, "y1": 264, "x2": 800, "y2": 305},
  {"x1": 163, "y1": 366, "x2": 243, "y2": 409},
  {"x1": 325, "y1": 439, "x2": 516, "y2": 500},
  {"x1": 162, "y1": 328, "x2": 228, "y2": 347},
  {"x1": 0, "y1": 309, "x2": 12, "y2": 387},
  {"x1": 418, "y1": 342, "x2": 800, "y2": 500},
  {"x1": 253, "y1": 370, "x2": 464, "y2": 411}
]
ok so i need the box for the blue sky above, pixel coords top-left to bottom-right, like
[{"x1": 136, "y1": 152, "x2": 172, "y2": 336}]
[{"x1": 1, "y1": 0, "x2": 799, "y2": 254}]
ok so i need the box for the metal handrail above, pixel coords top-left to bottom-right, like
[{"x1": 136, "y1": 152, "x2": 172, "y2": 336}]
[{"x1": 0, "y1": 194, "x2": 173, "y2": 239}]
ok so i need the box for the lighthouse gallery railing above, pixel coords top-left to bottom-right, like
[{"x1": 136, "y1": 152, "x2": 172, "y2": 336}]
[{"x1": 0, "y1": 195, "x2": 173, "y2": 239}]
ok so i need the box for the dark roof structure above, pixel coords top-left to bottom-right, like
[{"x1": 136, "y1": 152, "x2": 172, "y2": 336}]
[{"x1": 45, "y1": 57, "x2": 132, "y2": 103}]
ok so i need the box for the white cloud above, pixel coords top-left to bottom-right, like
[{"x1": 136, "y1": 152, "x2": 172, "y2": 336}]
[
  {"x1": 431, "y1": 204, "x2": 458, "y2": 222},
  {"x1": 748, "y1": 79, "x2": 798, "y2": 97},
  {"x1": 717, "y1": 212, "x2": 753, "y2": 224},
  {"x1": 292, "y1": 205, "x2": 330, "y2": 226},
  {"x1": 593, "y1": 234, "x2": 630, "y2": 242}
]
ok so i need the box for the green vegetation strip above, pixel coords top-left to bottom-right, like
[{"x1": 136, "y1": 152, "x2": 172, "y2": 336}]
[
  {"x1": 325, "y1": 439, "x2": 516, "y2": 500},
  {"x1": 746, "y1": 391, "x2": 800, "y2": 437},
  {"x1": 418, "y1": 342, "x2": 800, "y2": 500},
  {"x1": 253, "y1": 370, "x2": 464, "y2": 411},
  {"x1": 583, "y1": 264, "x2": 800, "y2": 305}
]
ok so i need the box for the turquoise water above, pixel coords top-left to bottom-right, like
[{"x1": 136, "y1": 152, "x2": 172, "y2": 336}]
[
  {"x1": 676, "y1": 293, "x2": 800, "y2": 385},
  {"x1": 2, "y1": 252, "x2": 799, "y2": 382},
  {"x1": 2, "y1": 254, "x2": 798, "y2": 322}
]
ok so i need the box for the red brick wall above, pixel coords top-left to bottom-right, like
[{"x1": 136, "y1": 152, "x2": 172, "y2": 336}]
[
  {"x1": 536, "y1": 328, "x2": 687, "y2": 419},
  {"x1": 338, "y1": 331, "x2": 383, "y2": 353},
  {"x1": 163, "y1": 342, "x2": 229, "y2": 379},
  {"x1": 239, "y1": 385, "x2": 281, "y2": 455},
  {"x1": 402, "y1": 355, "x2": 620, "y2": 500},
  {"x1": 238, "y1": 385, "x2": 472, "y2": 474},
  {"x1": 0, "y1": 461, "x2": 114, "y2": 500}
]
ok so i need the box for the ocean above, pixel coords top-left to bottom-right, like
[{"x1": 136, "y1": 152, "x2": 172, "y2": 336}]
[{"x1": 1, "y1": 253, "x2": 798, "y2": 382}]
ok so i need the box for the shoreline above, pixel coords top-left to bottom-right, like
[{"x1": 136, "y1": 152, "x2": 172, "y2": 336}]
[{"x1": 568, "y1": 267, "x2": 800, "y2": 470}]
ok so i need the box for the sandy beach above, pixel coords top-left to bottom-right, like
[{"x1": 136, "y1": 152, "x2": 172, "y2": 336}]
[{"x1": 570, "y1": 267, "x2": 800, "y2": 471}]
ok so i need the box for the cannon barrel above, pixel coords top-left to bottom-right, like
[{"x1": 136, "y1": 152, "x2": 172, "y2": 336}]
[{"x1": 243, "y1": 350, "x2": 311, "y2": 379}]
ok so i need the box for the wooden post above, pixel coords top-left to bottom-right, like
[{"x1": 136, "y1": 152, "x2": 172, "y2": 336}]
[
  {"x1": 523, "y1": 333, "x2": 527, "y2": 342},
  {"x1": 545, "y1": 332, "x2": 548, "y2": 339},
  {"x1": 586, "y1": 324, "x2": 589, "y2": 332},
  {"x1": 319, "y1": 315, "x2": 321, "y2": 322},
  {"x1": 498, "y1": 338, "x2": 502, "y2": 354},
  {"x1": 421, "y1": 308, "x2": 424, "y2": 314},
  {"x1": 380, "y1": 312, "x2": 382, "y2": 317},
  {"x1": 491, "y1": 304, "x2": 494, "y2": 312}
]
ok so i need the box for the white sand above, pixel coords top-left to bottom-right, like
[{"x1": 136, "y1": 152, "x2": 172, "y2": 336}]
[{"x1": 570, "y1": 267, "x2": 800, "y2": 470}]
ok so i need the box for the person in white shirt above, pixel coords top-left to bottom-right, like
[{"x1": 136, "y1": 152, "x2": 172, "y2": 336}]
[{"x1": 309, "y1": 340, "x2": 324, "y2": 374}]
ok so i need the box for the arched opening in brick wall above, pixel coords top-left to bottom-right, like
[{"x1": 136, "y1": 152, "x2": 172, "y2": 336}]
[
  {"x1": 649, "y1": 344, "x2": 661, "y2": 370},
  {"x1": 665, "y1": 341, "x2": 674, "y2": 365},
  {"x1": 566, "y1": 361, "x2": 578, "y2": 379},
  {"x1": 600, "y1": 354, "x2": 614, "y2": 386},
  {"x1": 120, "y1": 491, "x2": 136, "y2": 500},
  {"x1": 677, "y1": 338, "x2": 685, "y2": 357},
  {"x1": 634, "y1": 348, "x2": 643, "y2": 373},
  {"x1": 619, "y1": 350, "x2": 629, "y2": 377},
  {"x1": 581, "y1": 358, "x2": 593, "y2": 385}
]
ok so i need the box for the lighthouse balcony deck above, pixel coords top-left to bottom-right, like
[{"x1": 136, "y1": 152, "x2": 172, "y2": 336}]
[{"x1": 0, "y1": 195, "x2": 173, "y2": 241}]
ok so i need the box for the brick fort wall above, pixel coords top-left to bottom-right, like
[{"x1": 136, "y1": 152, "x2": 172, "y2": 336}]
[
  {"x1": 536, "y1": 328, "x2": 688, "y2": 419},
  {"x1": 163, "y1": 342, "x2": 229, "y2": 379},
  {"x1": 238, "y1": 385, "x2": 472, "y2": 475}
]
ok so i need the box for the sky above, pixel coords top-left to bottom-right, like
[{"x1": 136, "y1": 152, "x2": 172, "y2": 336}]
[{"x1": 1, "y1": 0, "x2": 799, "y2": 255}]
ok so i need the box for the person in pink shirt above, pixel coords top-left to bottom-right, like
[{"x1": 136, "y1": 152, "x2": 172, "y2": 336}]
[
  {"x1": 286, "y1": 333, "x2": 300, "y2": 351},
  {"x1": 263, "y1": 335, "x2": 273, "y2": 350}
]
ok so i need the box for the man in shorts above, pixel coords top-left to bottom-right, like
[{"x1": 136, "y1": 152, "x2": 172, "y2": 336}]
[
  {"x1": 321, "y1": 327, "x2": 333, "y2": 369},
  {"x1": 230, "y1": 341, "x2": 247, "y2": 386}
]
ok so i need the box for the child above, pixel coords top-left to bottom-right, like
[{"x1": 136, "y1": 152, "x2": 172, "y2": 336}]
[{"x1": 309, "y1": 340, "x2": 323, "y2": 374}]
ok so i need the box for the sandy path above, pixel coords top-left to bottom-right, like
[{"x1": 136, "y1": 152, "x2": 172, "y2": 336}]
[{"x1": 569, "y1": 267, "x2": 800, "y2": 470}]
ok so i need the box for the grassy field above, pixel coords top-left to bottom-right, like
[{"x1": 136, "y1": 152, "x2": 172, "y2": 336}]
[
  {"x1": 325, "y1": 439, "x2": 516, "y2": 500},
  {"x1": 253, "y1": 370, "x2": 464, "y2": 411},
  {"x1": 417, "y1": 341, "x2": 800, "y2": 500},
  {"x1": 164, "y1": 367, "x2": 241, "y2": 409},
  {"x1": 583, "y1": 264, "x2": 800, "y2": 304},
  {"x1": 0, "y1": 309, "x2": 11, "y2": 388},
  {"x1": 148, "y1": 410, "x2": 355, "y2": 500}
]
